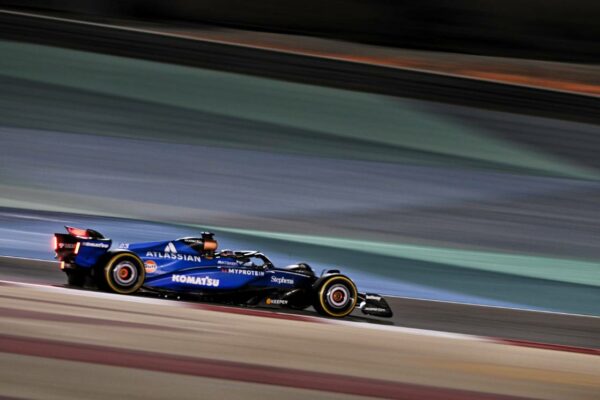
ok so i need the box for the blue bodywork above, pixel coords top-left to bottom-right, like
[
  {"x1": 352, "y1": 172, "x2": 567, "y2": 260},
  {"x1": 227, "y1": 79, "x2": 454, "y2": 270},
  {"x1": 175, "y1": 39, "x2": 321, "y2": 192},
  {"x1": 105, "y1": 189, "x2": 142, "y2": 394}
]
[
  {"x1": 67, "y1": 236, "x2": 314, "y2": 294},
  {"x1": 134, "y1": 239, "x2": 313, "y2": 293},
  {"x1": 54, "y1": 227, "x2": 394, "y2": 318}
]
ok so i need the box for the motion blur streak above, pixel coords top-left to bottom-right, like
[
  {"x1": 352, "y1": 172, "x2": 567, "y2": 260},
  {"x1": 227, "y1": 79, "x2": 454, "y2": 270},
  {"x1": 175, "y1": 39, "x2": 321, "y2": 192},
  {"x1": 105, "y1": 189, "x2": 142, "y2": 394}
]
[
  {"x1": 1, "y1": 284, "x2": 599, "y2": 400},
  {"x1": 0, "y1": 335, "x2": 530, "y2": 400},
  {"x1": 2, "y1": 39, "x2": 600, "y2": 313},
  {"x1": 0, "y1": 8, "x2": 599, "y2": 400}
]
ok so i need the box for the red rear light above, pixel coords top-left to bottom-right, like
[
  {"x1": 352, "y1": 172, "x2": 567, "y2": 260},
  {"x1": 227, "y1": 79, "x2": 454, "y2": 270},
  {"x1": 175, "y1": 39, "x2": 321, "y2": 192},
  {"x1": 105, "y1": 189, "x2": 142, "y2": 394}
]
[
  {"x1": 74, "y1": 242, "x2": 81, "y2": 255},
  {"x1": 67, "y1": 227, "x2": 89, "y2": 237}
]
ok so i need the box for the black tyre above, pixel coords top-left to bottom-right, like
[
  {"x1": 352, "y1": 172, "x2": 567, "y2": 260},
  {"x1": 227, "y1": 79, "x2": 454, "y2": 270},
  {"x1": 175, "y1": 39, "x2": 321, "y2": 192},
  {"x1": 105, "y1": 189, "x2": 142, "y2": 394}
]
[
  {"x1": 312, "y1": 275, "x2": 358, "y2": 318},
  {"x1": 65, "y1": 270, "x2": 85, "y2": 287},
  {"x1": 101, "y1": 253, "x2": 145, "y2": 295}
]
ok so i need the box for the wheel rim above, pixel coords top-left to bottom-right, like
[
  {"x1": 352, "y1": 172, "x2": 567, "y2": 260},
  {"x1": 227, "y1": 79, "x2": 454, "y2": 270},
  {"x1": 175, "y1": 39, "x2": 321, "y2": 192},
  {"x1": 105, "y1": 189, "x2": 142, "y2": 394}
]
[
  {"x1": 113, "y1": 261, "x2": 137, "y2": 286},
  {"x1": 326, "y1": 284, "x2": 351, "y2": 308}
]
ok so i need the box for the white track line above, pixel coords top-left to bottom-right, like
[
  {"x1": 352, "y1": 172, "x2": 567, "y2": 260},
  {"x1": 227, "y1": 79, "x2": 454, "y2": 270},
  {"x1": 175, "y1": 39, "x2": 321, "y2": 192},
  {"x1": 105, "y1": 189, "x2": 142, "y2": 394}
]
[
  {"x1": 0, "y1": 255, "x2": 56, "y2": 263},
  {"x1": 332, "y1": 319, "x2": 490, "y2": 341},
  {"x1": 384, "y1": 294, "x2": 600, "y2": 319},
  {"x1": 1, "y1": 9, "x2": 597, "y2": 99}
]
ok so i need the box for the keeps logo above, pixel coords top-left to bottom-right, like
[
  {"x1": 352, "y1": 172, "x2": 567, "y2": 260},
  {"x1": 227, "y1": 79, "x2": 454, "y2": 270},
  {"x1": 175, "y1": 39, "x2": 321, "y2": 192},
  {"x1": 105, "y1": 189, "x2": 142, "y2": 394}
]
[{"x1": 266, "y1": 298, "x2": 288, "y2": 305}]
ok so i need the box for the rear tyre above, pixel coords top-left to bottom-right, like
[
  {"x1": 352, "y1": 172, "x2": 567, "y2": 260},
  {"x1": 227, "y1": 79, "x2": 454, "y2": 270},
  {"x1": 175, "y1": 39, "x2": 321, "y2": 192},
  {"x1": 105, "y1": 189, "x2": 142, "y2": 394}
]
[
  {"x1": 312, "y1": 275, "x2": 358, "y2": 318},
  {"x1": 101, "y1": 253, "x2": 145, "y2": 295},
  {"x1": 65, "y1": 270, "x2": 85, "y2": 287}
]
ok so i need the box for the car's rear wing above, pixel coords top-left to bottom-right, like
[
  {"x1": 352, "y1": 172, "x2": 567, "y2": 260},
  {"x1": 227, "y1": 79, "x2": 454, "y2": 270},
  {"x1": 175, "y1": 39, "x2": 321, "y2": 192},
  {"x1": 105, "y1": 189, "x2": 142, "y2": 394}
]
[{"x1": 53, "y1": 226, "x2": 112, "y2": 268}]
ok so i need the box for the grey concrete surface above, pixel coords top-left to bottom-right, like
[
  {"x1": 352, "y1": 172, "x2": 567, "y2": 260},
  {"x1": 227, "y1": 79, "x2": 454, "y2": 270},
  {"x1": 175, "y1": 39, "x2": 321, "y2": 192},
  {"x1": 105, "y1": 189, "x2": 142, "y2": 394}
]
[{"x1": 1, "y1": 283, "x2": 599, "y2": 400}]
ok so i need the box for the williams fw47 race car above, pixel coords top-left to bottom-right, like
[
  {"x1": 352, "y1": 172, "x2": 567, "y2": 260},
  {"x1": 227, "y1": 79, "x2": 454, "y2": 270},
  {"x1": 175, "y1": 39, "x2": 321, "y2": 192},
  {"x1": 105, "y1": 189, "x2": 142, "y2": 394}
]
[{"x1": 53, "y1": 227, "x2": 393, "y2": 319}]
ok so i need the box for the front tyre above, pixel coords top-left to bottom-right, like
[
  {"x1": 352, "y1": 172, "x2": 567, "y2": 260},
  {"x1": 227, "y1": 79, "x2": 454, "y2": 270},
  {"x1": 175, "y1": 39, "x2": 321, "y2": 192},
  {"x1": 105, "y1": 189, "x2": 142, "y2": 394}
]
[
  {"x1": 102, "y1": 253, "x2": 145, "y2": 294},
  {"x1": 313, "y1": 275, "x2": 358, "y2": 318}
]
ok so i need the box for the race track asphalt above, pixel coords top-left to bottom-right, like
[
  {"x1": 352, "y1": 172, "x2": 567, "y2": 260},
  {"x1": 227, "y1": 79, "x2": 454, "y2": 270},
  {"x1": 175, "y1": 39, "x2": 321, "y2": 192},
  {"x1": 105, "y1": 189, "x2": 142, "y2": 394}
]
[
  {"x1": 1, "y1": 256, "x2": 598, "y2": 349},
  {"x1": 1, "y1": 280, "x2": 599, "y2": 400}
]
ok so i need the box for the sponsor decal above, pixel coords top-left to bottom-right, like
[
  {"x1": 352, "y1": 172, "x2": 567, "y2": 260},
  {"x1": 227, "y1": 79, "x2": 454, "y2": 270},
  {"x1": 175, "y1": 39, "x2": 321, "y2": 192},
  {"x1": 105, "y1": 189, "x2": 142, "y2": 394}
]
[
  {"x1": 145, "y1": 251, "x2": 202, "y2": 262},
  {"x1": 183, "y1": 238, "x2": 206, "y2": 252},
  {"x1": 220, "y1": 268, "x2": 265, "y2": 276},
  {"x1": 144, "y1": 260, "x2": 157, "y2": 273},
  {"x1": 82, "y1": 242, "x2": 110, "y2": 248},
  {"x1": 172, "y1": 274, "x2": 219, "y2": 287},
  {"x1": 271, "y1": 276, "x2": 294, "y2": 285},
  {"x1": 217, "y1": 260, "x2": 238, "y2": 267},
  {"x1": 365, "y1": 295, "x2": 382, "y2": 301},
  {"x1": 58, "y1": 243, "x2": 76, "y2": 249},
  {"x1": 266, "y1": 298, "x2": 288, "y2": 305},
  {"x1": 363, "y1": 307, "x2": 388, "y2": 313},
  {"x1": 164, "y1": 242, "x2": 177, "y2": 253},
  {"x1": 183, "y1": 239, "x2": 203, "y2": 245},
  {"x1": 119, "y1": 243, "x2": 129, "y2": 249}
]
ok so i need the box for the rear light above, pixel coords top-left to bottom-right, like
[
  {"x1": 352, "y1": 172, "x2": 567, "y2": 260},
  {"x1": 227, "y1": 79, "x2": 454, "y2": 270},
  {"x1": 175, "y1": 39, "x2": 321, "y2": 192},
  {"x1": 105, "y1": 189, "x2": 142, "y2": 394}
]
[
  {"x1": 67, "y1": 226, "x2": 89, "y2": 238},
  {"x1": 74, "y1": 241, "x2": 81, "y2": 255},
  {"x1": 60, "y1": 261, "x2": 65, "y2": 270},
  {"x1": 52, "y1": 236, "x2": 58, "y2": 251}
]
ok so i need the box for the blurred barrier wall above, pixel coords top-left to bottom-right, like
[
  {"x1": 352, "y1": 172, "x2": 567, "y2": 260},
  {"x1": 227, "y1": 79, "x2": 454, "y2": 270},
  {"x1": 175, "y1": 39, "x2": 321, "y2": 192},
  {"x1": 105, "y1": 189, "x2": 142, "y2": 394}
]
[{"x1": 1, "y1": 0, "x2": 600, "y2": 61}]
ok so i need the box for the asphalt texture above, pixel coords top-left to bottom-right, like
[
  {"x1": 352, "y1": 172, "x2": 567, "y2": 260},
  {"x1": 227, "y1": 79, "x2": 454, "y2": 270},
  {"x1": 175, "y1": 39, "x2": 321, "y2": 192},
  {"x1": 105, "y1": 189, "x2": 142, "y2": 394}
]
[
  {"x1": 3, "y1": 283, "x2": 599, "y2": 400},
  {"x1": 1, "y1": 256, "x2": 598, "y2": 348}
]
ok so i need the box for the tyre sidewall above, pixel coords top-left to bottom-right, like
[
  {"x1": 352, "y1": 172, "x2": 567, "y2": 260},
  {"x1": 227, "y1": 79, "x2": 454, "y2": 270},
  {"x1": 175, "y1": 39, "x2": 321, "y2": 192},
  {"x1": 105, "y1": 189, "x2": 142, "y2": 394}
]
[
  {"x1": 314, "y1": 275, "x2": 357, "y2": 318},
  {"x1": 103, "y1": 253, "x2": 145, "y2": 294}
]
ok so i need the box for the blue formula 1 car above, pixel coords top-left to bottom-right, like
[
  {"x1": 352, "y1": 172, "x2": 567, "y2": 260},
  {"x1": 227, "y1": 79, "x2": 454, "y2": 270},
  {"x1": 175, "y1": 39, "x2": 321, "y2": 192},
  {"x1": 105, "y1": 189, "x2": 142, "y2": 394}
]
[{"x1": 53, "y1": 226, "x2": 392, "y2": 319}]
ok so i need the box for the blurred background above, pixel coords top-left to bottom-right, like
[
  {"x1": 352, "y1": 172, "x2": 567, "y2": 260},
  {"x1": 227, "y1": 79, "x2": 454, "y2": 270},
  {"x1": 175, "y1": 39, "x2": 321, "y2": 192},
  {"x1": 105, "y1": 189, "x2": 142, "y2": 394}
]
[
  {"x1": 0, "y1": 2, "x2": 599, "y2": 400},
  {"x1": 1, "y1": 0, "x2": 599, "y2": 313},
  {"x1": 3, "y1": 0, "x2": 600, "y2": 61}
]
